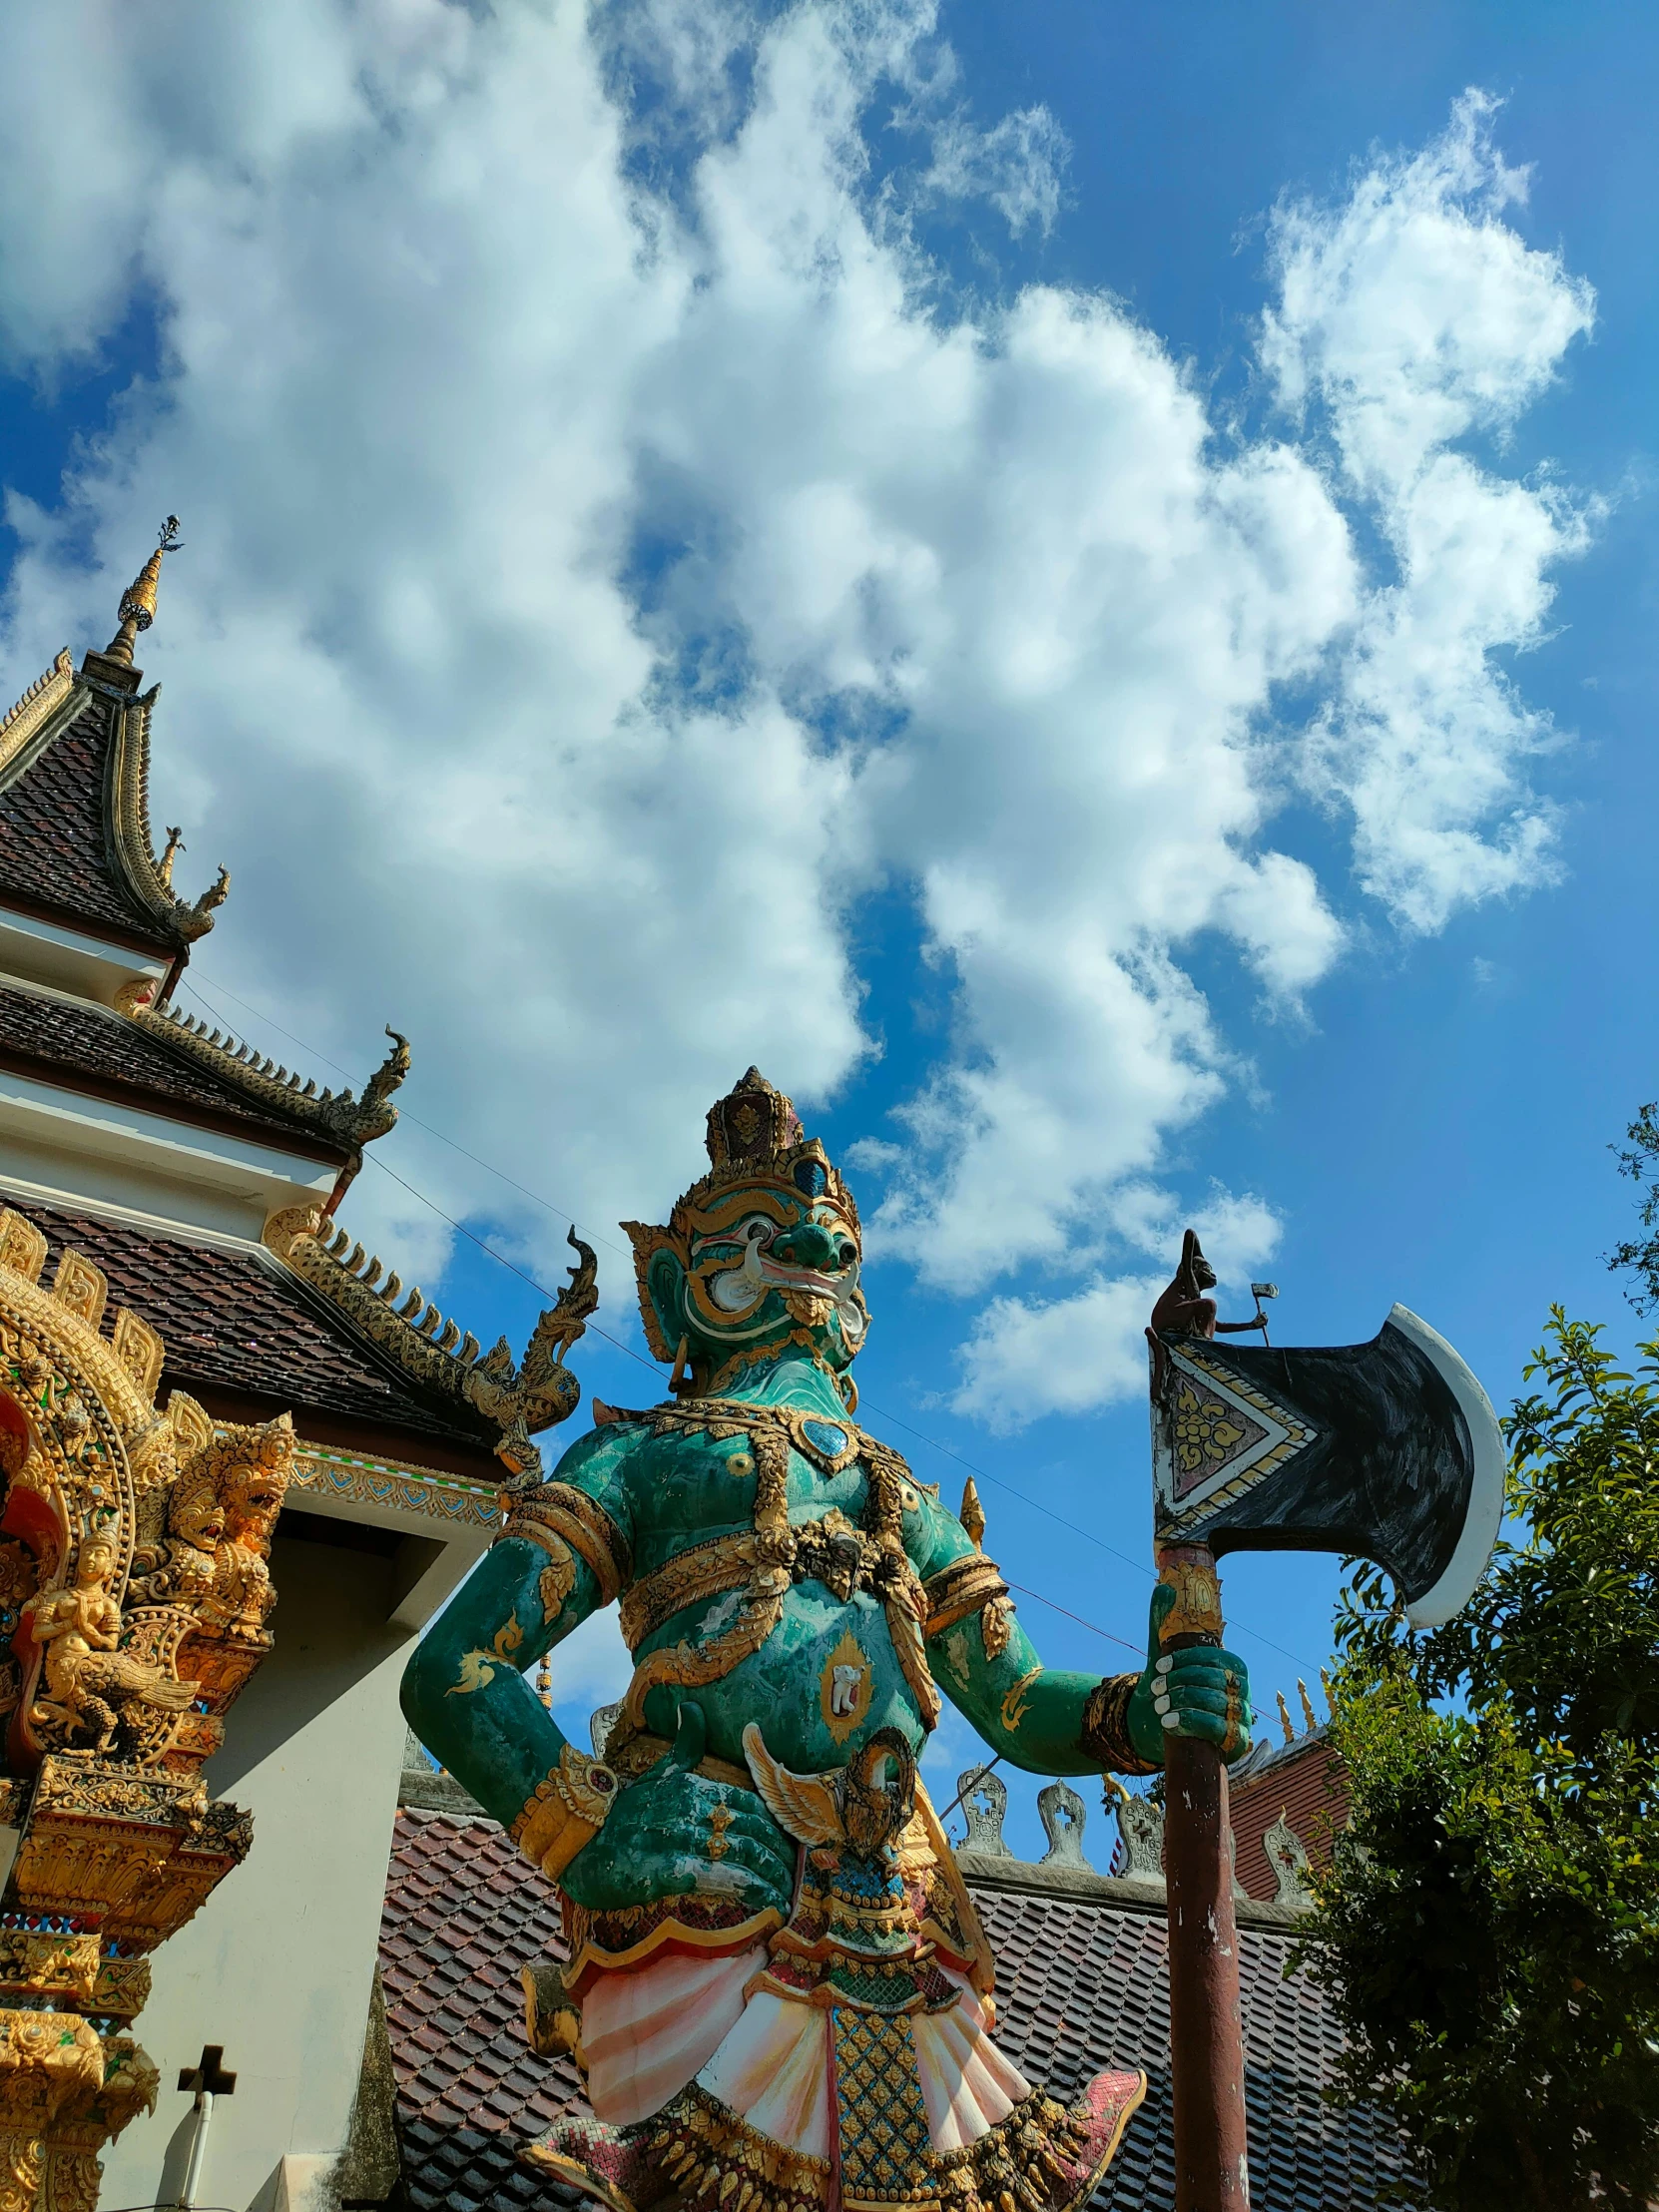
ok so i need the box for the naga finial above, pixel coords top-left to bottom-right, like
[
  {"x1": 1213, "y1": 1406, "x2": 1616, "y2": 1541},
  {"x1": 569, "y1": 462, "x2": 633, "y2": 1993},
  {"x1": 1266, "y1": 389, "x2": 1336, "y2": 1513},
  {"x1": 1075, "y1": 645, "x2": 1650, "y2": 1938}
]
[{"x1": 103, "y1": 515, "x2": 184, "y2": 667}]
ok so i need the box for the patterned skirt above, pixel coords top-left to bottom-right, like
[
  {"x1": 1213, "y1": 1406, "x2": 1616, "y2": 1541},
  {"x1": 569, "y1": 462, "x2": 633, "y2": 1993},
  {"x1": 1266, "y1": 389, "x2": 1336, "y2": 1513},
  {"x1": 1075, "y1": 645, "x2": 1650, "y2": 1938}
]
[{"x1": 523, "y1": 1788, "x2": 1144, "y2": 2212}]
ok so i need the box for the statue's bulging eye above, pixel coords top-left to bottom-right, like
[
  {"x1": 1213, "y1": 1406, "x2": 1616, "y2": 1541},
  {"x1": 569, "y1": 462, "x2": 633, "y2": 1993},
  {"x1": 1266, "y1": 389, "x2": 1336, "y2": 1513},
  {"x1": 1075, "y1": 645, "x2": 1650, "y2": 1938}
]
[
  {"x1": 836, "y1": 1242, "x2": 856, "y2": 1269},
  {"x1": 742, "y1": 1219, "x2": 771, "y2": 1244}
]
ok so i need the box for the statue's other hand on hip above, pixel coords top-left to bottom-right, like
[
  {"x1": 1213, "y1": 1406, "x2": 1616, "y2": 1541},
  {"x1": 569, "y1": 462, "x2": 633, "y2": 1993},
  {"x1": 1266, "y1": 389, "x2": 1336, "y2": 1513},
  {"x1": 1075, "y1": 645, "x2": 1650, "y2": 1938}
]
[{"x1": 559, "y1": 1701, "x2": 795, "y2": 1917}]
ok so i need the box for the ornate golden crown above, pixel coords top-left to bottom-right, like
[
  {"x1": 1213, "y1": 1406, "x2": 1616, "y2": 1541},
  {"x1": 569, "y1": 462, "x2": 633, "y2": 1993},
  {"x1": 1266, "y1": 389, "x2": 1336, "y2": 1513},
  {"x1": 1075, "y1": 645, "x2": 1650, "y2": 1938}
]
[{"x1": 623, "y1": 1069, "x2": 859, "y2": 1363}]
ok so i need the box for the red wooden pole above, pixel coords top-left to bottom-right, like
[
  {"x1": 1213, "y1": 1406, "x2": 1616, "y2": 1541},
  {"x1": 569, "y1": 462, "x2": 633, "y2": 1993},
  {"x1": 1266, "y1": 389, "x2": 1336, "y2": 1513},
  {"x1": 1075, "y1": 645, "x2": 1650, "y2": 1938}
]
[{"x1": 1157, "y1": 1541, "x2": 1250, "y2": 2211}]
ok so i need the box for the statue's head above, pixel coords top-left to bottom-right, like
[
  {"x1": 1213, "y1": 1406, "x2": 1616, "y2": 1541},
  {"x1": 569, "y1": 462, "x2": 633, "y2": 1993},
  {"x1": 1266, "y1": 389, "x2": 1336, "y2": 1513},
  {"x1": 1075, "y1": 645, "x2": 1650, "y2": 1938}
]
[
  {"x1": 74, "y1": 1526, "x2": 118, "y2": 1589},
  {"x1": 217, "y1": 1413, "x2": 295, "y2": 1542},
  {"x1": 173, "y1": 1412, "x2": 295, "y2": 1547},
  {"x1": 168, "y1": 1463, "x2": 227, "y2": 1550},
  {"x1": 624, "y1": 1070, "x2": 867, "y2": 1395}
]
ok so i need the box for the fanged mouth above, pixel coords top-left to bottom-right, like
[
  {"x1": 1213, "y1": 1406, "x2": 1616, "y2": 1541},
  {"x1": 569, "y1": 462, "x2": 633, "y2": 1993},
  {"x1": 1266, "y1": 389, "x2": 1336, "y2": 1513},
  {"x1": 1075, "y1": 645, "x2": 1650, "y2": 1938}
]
[
  {"x1": 757, "y1": 1255, "x2": 846, "y2": 1297},
  {"x1": 702, "y1": 1239, "x2": 865, "y2": 1336}
]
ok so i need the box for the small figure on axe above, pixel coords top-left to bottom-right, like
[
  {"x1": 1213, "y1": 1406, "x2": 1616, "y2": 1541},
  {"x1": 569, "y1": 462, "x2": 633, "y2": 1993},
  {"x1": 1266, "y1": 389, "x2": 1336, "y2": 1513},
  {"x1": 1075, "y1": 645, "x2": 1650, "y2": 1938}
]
[{"x1": 1149, "y1": 1229, "x2": 1277, "y2": 1343}]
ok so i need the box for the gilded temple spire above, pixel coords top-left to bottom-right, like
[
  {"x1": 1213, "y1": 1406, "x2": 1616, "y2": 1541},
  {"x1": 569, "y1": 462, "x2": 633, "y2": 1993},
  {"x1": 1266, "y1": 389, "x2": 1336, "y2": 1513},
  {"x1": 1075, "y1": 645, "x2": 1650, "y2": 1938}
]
[{"x1": 103, "y1": 515, "x2": 183, "y2": 668}]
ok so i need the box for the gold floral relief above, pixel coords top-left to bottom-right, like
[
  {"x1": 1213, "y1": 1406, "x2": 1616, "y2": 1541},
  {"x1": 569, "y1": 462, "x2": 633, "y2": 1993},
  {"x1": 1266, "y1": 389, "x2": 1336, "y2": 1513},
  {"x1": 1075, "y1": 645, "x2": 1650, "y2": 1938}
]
[
  {"x1": 998, "y1": 1666, "x2": 1042, "y2": 1734},
  {"x1": 1170, "y1": 1374, "x2": 1265, "y2": 1487},
  {"x1": 0, "y1": 1216, "x2": 45, "y2": 1288},
  {"x1": 445, "y1": 1611, "x2": 525, "y2": 1697},
  {"x1": 49, "y1": 1255, "x2": 106, "y2": 1334},
  {"x1": 538, "y1": 1537, "x2": 577, "y2": 1623}
]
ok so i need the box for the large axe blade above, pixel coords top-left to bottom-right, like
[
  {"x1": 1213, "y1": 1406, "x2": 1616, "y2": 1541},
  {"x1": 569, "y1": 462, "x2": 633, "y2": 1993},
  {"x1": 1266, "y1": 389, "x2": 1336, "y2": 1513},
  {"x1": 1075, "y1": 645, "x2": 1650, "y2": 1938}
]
[
  {"x1": 1151, "y1": 1303, "x2": 1505, "y2": 1626},
  {"x1": 1146, "y1": 1253, "x2": 1506, "y2": 2211}
]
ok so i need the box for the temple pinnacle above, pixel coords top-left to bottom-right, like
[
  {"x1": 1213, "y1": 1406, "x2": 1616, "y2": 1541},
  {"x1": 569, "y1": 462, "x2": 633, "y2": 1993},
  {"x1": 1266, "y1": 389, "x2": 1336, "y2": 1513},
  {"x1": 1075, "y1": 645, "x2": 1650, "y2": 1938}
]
[{"x1": 103, "y1": 515, "x2": 183, "y2": 667}]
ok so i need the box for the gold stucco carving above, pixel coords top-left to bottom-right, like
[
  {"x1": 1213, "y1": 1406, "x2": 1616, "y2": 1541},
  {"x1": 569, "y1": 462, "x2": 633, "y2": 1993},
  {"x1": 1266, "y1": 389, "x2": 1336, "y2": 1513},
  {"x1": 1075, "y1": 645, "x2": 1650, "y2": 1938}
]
[
  {"x1": 0, "y1": 654, "x2": 75, "y2": 786},
  {"x1": 271, "y1": 1213, "x2": 596, "y2": 1478},
  {"x1": 0, "y1": 1210, "x2": 283, "y2": 2211}
]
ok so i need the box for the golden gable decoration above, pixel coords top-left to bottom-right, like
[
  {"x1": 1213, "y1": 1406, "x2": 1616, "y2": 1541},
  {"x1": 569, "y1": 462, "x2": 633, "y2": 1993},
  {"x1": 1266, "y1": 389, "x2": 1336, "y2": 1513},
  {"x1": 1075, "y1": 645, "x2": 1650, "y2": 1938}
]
[
  {"x1": 263, "y1": 1206, "x2": 596, "y2": 1480},
  {"x1": 0, "y1": 1209, "x2": 292, "y2": 2212}
]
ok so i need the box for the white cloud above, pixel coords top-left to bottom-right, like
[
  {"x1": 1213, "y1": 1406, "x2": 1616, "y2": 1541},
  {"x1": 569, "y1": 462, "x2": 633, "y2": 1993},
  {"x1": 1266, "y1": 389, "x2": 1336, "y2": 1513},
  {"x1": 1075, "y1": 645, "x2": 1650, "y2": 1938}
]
[
  {"x1": 1263, "y1": 89, "x2": 1596, "y2": 931},
  {"x1": 949, "y1": 1187, "x2": 1281, "y2": 1431},
  {"x1": 919, "y1": 105, "x2": 1071, "y2": 239},
  {"x1": 0, "y1": 17, "x2": 1594, "y2": 1418}
]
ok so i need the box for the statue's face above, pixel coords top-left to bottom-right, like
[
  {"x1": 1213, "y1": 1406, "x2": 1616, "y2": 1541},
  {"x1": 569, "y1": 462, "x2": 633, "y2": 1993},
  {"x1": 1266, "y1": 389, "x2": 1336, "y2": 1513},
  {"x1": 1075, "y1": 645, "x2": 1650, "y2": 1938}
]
[
  {"x1": 173, "y1": 1480, "x2": 225, "y2": 1549},
  {"x1": 75, "y1": 1536, "x2": 116, "y2": 1589},
  {"x1": 227, "y1": 1466, "x2": 284, "y2": 1539},
  {"x1": 652, "y1": 1169, "x2": 867, "y2": 1374}
]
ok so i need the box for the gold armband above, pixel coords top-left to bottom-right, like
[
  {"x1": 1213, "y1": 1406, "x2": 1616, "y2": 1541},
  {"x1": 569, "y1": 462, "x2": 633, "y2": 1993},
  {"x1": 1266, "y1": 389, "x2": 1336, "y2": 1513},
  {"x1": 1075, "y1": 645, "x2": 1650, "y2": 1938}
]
[
  {"x1": 500, "y1": 1483, "x2": 632, "y2": 1608},
  {"x1": 1081, "y1": 1672, "x2": 1159, "y2": 1778},
  {"x1": 510, "y1": 1743, "x2": 620, "y2": 1881},
  {"x1": 922, "y1": 1551, "x2": 1015, "y2": 1659}
]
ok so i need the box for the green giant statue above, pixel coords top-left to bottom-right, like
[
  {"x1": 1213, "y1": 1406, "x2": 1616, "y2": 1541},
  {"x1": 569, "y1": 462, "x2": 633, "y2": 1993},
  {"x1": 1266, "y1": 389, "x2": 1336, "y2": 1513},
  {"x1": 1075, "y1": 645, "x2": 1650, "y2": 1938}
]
[{"x1": 402, "y1": 1070, "x2": 1254, "y2": 2212}]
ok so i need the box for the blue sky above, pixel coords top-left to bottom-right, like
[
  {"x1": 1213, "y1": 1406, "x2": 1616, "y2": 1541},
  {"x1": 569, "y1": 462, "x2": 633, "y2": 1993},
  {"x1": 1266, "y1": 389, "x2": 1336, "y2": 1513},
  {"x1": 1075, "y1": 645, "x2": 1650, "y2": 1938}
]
[{"x1": 2, "y1": 1, "x2": 1654, "y2": 1858}]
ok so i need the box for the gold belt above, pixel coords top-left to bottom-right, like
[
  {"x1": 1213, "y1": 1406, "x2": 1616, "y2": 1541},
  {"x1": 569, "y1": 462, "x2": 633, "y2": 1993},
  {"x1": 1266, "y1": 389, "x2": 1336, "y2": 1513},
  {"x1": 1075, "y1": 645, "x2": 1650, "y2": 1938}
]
[
  {"x1": 605, "y1": 1724, "x2": 756, "y2": 1794},
  {"x1": 619, "y1": 1531, "x2": 759, "y2": 1654}
]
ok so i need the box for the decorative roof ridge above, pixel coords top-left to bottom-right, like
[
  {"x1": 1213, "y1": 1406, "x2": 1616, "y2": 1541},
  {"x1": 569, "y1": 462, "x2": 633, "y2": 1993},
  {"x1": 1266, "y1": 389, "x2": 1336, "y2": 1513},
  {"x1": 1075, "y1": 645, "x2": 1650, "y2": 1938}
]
[
  {"x1": 1228, "y1": 1718, "x2": 1332, "y2": 1790},
  {"x1": 124, "y1": 995, "x2": 411, "y2": 1151},
  {"x1": 106, "y1": 688, "x2": 229, "y2": 945},
  {"x1": 0, "y1": 651, "x2": 76, "y2": 779},
  {"x1": 0, "y1": 654, "x2": 222, "y2": 950},
  {"x1": 263, "y1": 1208, "x2": 599, "y2": 1481}
]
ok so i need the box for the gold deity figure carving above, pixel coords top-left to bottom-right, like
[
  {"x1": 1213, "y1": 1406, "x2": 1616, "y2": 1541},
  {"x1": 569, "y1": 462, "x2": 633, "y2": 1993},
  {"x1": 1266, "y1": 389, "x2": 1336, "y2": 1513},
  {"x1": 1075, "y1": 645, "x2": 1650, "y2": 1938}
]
[
  {"x1": 22, "y1": 1530, "x2": 196, "y2": 1757},
  {"x1": 198, "y1": 1414, "x2": 294, "y2": 1643},
  {"x1": 126, "y1": 1463, "x2": 226, "y2": 1610}
]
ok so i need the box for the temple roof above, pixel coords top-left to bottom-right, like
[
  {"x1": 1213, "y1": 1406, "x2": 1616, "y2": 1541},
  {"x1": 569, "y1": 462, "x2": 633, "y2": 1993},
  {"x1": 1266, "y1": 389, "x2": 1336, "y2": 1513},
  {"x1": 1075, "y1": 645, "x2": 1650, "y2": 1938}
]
[
  {"x1": 0, "y1": 1190, "x2": 503, "y2": 1468},
  {"x1": 0, "y1": 560, "x2": 409, "y2": 1168},
  {"x1": 0, "y1": 651, "x2": 227, "y2": 957},
  {"x1": 0, "y1": 983, "x2": 363, "y2": 1160},
  {"x1": 379, "y1": 1806, "x2": 1419, "y2": 2212},
  {"x1": 125, "y1": 996, "x2": 410, "y2": 1157}
]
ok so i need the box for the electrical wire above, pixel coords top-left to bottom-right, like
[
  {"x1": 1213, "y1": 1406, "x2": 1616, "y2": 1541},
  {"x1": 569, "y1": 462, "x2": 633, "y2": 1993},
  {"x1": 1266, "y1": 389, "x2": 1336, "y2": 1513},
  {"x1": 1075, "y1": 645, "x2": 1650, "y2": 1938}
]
[
  {"x1": 178, "y1": 970, "x2": 1322, "y2": 1673},
  {"x1": 1004, "y1": 1581, "x2": 1140, "y2": 1657}
]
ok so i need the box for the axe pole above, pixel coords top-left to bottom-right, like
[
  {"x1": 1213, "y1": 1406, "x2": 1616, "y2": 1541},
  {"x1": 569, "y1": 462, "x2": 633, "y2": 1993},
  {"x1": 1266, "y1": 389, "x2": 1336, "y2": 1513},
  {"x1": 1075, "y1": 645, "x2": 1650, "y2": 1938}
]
[{"x1": 1157, "y1": 1540, "x2": 1250, "y2": 2211}]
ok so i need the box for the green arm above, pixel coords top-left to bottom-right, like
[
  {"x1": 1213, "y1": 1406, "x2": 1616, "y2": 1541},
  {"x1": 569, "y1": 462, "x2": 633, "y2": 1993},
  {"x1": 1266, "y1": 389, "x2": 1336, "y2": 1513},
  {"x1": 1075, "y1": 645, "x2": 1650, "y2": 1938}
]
[
  {"x1": 918, "y1": 1499, "x2": 1256, "y2": 1774},
  {"x1": 930, "y1": 1606, "x2": 1107, "y2": 1778},
  {"x1": 916, "y1": 1501, "x2": 1105, "y2": 1776},
  {"x1": 398, "y1": 1423, "x2": 641, "y2": 1828}
]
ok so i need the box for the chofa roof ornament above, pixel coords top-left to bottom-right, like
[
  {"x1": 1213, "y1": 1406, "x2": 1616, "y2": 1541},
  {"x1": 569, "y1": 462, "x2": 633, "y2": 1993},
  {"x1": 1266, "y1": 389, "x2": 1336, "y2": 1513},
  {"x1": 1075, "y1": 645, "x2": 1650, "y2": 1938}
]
[
  {"x1": 128, "y1": 1003, "x2": 412, "y2": 1153},
  {"x1": 265, "y1": 1211, "x2": 598, "y2": 1483}
]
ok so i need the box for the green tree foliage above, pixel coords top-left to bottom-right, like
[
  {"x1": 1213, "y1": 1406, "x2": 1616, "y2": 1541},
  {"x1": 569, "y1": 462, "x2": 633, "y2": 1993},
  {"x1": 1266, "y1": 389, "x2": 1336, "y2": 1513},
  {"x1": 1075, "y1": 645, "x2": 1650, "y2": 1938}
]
[
  {"x1": 1296, "y1": 1313, "x2": 1659, "y2": 2210},
  {"x1": 1610, "y1": 1102, "x2": 1659, "y2": 1311}
]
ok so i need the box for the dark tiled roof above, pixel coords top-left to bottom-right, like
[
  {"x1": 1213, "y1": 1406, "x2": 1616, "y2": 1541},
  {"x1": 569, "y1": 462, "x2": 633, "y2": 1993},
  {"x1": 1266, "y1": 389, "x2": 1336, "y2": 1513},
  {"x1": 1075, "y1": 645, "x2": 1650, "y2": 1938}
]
[
  {"x1": 0, "y1": 985, "x2": 348, "y2": 1154},
  {"x1": 0, "y1": 696, "x2": 176, "y2": 950},
  {"x1": 380, "y1": 1809, "x2": 1421, "y2": 2212},
  {"x1": 1, "y1": 1193, "x2": 495, "y2": 1454}
]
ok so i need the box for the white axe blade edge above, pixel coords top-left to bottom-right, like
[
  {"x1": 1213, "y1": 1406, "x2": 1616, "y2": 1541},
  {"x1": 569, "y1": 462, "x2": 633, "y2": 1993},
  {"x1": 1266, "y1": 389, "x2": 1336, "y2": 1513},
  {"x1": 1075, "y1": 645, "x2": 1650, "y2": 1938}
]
[{"x1": 1386, "y1": 1303, "x2": 1506, "y2": 1629}]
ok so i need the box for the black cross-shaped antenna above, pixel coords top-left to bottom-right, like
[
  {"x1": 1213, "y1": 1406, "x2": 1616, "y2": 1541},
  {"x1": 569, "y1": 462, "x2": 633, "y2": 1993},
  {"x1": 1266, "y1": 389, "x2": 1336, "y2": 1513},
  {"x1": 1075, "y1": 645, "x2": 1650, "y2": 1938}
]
[{"x1": 178, "y1": 2046, "x2": 237, "y2": 2097}]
